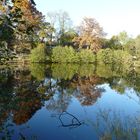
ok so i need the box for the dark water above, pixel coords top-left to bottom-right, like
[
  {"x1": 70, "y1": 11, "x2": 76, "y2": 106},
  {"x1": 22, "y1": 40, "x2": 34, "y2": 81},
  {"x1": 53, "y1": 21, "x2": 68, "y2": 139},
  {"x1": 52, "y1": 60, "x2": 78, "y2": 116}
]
[{"x1": 0, "y1": 63, "x2": 140, "y2": 140}]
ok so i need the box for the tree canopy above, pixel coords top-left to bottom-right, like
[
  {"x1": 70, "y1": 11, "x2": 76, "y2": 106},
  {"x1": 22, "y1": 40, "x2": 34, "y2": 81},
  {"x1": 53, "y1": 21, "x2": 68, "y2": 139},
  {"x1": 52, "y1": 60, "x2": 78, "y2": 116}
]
[{"x1": 73, "y1": 17, "x2": 105, "y2": 52}]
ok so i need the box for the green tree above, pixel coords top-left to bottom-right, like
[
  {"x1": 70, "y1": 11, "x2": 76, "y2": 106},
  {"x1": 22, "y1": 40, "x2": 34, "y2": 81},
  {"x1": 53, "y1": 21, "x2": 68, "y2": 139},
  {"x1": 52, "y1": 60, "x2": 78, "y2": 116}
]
[
  {"x1": 38, "y1": 22, "x2": 55, "y2": 45},
  {"x1": 106, "y1": 31, "x2": 133, "y2": 51},
  {"x1": 134, "y1": 35, "x2": 140, "y2": 59},
  {"x1": 106, "y1": 36, "x2": 122, "y2": 50},
  {"x1": 124, "y1": 38, "x2": 135, "y2": 55},
  {"x1": 0, "y1": 1, "x2": 22, "y2": 61},
  {"x1": 30, "y1": 43, "x2": 47, "y2": 63},
  {"x1": 58, "y1": 29, "x2": 78, "y2": 46},
  {"x1": 57, "y1": 11, "x2": 72, "y2": 45},
  {"x1": 118, "y1": 31, "x2": 130, "y2": 46},
  {"x1": 47, "y1": 10, "x2": 73, "y2": 46}
]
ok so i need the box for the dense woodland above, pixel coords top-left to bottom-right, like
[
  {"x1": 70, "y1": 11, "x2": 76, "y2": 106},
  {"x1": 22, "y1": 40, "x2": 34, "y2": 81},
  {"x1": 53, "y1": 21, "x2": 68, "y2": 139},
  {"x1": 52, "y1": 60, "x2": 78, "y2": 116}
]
[{"x1": 0, "y1": 0, "x2": 140, "y2": 67}]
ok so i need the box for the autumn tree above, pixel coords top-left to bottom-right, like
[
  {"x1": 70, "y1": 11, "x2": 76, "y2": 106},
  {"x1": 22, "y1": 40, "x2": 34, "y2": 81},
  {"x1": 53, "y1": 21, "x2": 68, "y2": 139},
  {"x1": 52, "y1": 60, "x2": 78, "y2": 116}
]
[
  {"x1": 0, "y1": 0, "x2": 44, "y2": 49},
  {"x1": 0, "y1": 0, "x2": 13, "y2": 41},
  {"x1": 73, "y1": 17, "x2": 105, "y2": 52},
  {"x1": 11, "y1": 0, "x2": 43, "y2": 32},
  {"x1": 10, "y1": 0, "x2": 44, "y2": 53}
]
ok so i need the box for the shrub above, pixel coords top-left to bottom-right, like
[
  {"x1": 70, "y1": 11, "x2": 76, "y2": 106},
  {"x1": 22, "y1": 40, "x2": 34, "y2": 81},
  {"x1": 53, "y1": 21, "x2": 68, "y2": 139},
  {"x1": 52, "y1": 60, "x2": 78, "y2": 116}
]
[
  {"x1": 51, "y1": 46, "x2": 77, "y2": 63},
  {"x1": 113, "y1": 50, "x2": 132, "y2": 65},
  {"x1": 97, "y1": 49, "x2": 132, "y2": 65},
  {"x1": 77, "y1": 49, "x2": 95, "y2": 63},
  {"x1": 52, "y1": 46, "x2": 95, "y2": 63},
  {"x1": 97, "y1": 48, "x2": 113, "y2": 64},
  {"x1": 30, "y1": 43, "x2": 46, "y2": 63}
]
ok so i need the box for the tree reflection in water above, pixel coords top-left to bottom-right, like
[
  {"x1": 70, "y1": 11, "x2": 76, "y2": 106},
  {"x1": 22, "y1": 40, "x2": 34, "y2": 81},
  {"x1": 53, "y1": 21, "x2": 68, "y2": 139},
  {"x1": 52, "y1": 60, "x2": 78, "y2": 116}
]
[
  {"x1": 0, "y1": 63, "x2": 140, "y2": 139},
  {"x1": 0, "y1": 66, "x2": 43, "y2": 139}
]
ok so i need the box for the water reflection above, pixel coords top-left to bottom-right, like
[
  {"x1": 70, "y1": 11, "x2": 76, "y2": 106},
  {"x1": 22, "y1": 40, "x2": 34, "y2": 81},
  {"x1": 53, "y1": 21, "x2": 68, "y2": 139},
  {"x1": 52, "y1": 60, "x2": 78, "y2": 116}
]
[
  {"x1": 0, "y1": 64, "x2": 140, "y2": 139},
  {"x1": 87, "y1": 108, "x2": 140, "y2": 140}
]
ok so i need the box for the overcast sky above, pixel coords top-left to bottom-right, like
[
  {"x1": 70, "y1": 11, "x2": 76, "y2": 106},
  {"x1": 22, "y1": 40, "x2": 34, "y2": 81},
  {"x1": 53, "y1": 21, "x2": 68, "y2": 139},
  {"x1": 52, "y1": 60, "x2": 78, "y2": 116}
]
[{"x1": 35, "y1": 0, "x2": 140, "y2": 38}]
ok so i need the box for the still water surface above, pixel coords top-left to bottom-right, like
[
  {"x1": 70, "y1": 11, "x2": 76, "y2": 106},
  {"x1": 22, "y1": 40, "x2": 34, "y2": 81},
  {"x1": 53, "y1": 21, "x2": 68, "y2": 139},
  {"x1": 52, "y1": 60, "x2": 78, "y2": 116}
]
[{"x1": 0, "y1": 64, "x2": 140, "y2": 140}]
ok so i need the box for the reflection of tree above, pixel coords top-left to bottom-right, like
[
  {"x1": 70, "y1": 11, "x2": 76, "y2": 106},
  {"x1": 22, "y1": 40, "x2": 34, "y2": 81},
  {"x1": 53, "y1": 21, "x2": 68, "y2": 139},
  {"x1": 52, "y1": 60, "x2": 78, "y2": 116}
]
[
  {"x1": 45, "y1": 76, "x2": 75, "y2": 112},
  {"x1": 0, "y1": 67, "x2": 44, "y2": 126},
  {"x1": 46, "y1": 89, "x2": 72, "y2": 113},
  {"x1": 11, "y1": 68, "x2": 44, "y2": 125},
  {"x1": 46, "y1": 73, "x2": 103, "y2": 110},
  {"x1": 51, "y1": 63, "x2": 95, "y2": 80},
  {"x1": 51, "y1": 64, "x2": 78, "y2": 80},
  {"x1": 0, "y1": 67, "x2": 47, "y2": 139},
  {"x1": 30, "y1": 63, "x2": 46, "y2": 81},
  {"x1": 71, "y1": 76, "x2": 103, "y2": 106},
  {"x1": 125, "y1": 70, "x2": 140, "y2": 93},
  {"x1": 0, "y1": 71, "x2": 14, "y2": 125},
  {"x1": 12, "y1": 89, "x2": 42, "y2": 125},
  {"x1": 95, "y1": 63, "x2": 140, "y2": 95},
  {"x1": 0, "y1": 121, "x2": 37, "y2": 140},
  {"x1": 108, "y1": 78, "x2": 127, "y2": 94},
  {"x1": 105, "y1": 70, "x2": 140, "y2": 95},
  {"x1": 2, "y1": 63, "x2": 140, "y2": 137}
]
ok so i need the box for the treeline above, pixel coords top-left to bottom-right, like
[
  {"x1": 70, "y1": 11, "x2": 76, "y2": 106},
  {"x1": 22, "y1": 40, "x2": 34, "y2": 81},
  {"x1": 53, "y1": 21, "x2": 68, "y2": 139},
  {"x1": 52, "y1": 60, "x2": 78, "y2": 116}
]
[
  {"x1": 0, "y1": 0, "x2": 140, "y2": 65},
  {"x1": 28, "y1": 9, "x2": 140, "y2": 65}
]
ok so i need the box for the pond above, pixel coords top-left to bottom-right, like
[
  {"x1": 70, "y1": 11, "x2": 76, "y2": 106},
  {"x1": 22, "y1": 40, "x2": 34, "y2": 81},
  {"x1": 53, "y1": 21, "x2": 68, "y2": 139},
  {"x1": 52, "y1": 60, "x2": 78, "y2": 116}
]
[{"x1": 0, "y1": 63, "x2": 140, "y2": 140}]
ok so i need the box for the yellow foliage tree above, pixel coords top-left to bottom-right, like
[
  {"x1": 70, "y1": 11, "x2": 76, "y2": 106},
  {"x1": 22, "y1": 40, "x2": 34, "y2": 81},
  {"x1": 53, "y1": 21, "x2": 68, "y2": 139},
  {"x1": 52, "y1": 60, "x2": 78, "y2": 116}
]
[{"x1": 73, "y1": 17, "x2": 105, "y2": 52}]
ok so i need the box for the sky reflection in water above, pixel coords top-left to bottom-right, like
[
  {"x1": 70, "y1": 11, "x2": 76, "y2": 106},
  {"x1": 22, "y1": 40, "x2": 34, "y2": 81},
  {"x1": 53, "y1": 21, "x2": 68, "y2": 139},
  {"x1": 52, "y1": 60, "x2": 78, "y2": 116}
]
[{"x1": 0, "y1": 64, "x2": 140, "y2": 140}]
